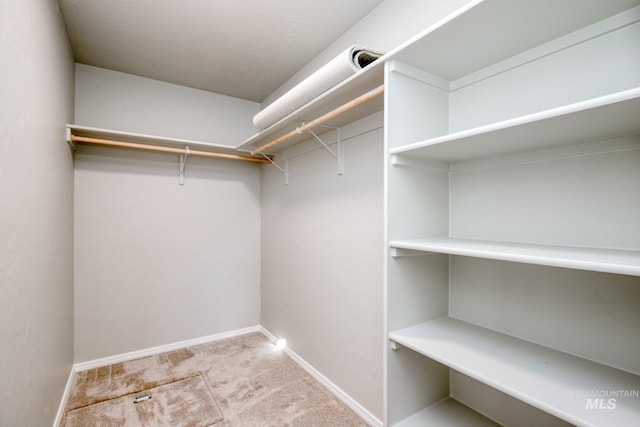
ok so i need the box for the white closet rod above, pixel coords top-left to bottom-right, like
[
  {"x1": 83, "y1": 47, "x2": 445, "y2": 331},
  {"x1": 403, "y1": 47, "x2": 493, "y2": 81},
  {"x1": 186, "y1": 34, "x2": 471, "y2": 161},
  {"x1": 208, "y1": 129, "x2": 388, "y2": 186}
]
[
  {"x1": 250, "y1": 84, "x2": 385, "y2": 155},
  {"x1": 71, "y1": 135, "x2": 270, "y2": 163}
]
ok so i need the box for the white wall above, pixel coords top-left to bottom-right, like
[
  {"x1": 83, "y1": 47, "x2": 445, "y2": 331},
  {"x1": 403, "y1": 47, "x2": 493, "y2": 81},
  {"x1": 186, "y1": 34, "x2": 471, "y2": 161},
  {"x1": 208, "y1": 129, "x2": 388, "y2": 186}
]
[
  {"x1": 0, "y1": 0, "x2": 75, "y2": 425},
  {"x1": 260, "y1": 113, "x2": 384, "y2": 420},
  {"x1": 76, "y1": 64, "x2": 259, "y2": 144},
  {"x1": 73, "y1": 66, "x2": 262, "y2": 362}
]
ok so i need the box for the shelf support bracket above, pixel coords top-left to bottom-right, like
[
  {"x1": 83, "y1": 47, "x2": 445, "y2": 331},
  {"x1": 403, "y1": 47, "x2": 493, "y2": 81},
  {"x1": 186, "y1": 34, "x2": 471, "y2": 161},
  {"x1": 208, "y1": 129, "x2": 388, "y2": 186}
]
[
  {"x1": 307, "y1": 124, "x2": 343, "y2": 176},
  {"x1": 179, "y1": 146, "x2": 189, "y2": 185},
  {"x1": 391, "y1": 247, "x2": 433, "y2": 258},
  {"x1": 391, "y1": 155, "x2": 449, "y2": 173},
  {"x1": 390, "y1": 340, "x2": 404, "y2": 351},
  {"x1": 261, "y1": 152, "x2": 289, "y2": 185}
]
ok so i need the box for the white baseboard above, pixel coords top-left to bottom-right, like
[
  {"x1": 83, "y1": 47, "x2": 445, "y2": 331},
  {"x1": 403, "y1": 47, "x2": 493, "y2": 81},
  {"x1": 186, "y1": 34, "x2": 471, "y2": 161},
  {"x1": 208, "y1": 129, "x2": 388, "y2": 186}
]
[
  {"x1": 53, "y1": 365, "x2": 75, "y2": 427},
  {"x1": 259, "y1": 326, "x2": 383, "y2": 427},
  {"x1": 73, "y1": 325, "x2": 261, "y2": 372}
]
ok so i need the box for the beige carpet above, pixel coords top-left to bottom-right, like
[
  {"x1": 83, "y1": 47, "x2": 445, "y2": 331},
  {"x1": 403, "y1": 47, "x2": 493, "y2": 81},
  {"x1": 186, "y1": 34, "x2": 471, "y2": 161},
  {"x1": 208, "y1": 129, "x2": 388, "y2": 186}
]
[
  {"x1": 61, "y1": 332, "x2": 369, "y2": 426},
  {"x1": 64, "y1": 375, "x2": 223, "y2": 426}
]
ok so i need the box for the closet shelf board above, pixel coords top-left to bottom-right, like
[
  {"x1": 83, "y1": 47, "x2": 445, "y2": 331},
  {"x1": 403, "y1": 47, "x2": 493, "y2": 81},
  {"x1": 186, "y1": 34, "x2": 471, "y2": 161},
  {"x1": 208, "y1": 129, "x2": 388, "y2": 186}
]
[
  {"x1": 389, "y1": 317, "x2": 640, "y2": 427},
  {"x1": 389, "y1": 238, "x2": 640, "y2": 277},
  {"x1": 238, "y1": 61, "x2": 384, "y2": 154},
  {"x1": 393, "y1": 398, "x2": 499, "y2": 427},
  {"x1": 388, "y1": 88, "x2": 640, "y2": 163},
  {"x1": 385, "y1": 0, "x2": 639, "y2": 82},
  {"x1": 67, "y1": 124, "x2": 239, "y2": 154}
]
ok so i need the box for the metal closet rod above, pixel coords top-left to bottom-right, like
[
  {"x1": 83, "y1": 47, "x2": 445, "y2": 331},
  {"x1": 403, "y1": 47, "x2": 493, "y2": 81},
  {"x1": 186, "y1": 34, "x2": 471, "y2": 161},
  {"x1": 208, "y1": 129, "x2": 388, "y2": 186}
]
[
  {"x1": 250, "y1": 84, "x2": 385, "y2": 155},
  {"x1": 70, "y1": 135, "x2": 270, "y2": 163}
]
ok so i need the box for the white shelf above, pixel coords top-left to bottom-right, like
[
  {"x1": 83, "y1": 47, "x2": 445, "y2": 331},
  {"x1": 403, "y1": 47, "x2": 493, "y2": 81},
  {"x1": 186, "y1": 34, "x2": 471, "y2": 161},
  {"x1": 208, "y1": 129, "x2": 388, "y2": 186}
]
[
  {"x1": 386, "y1": 0, "x2": 639, "y2": 83},
  {"x1": 389, "y1": 317, "x2": 640, "y2": 427},
  {"x1": 390, "y1": 237, "x2": 640, "y2": 277},
  {"x1": 237, "y1": 60, "x2": 384, "y2": 154},
  {"x1": 393, "y1": 398, "x2": 499, "y2": 427},
  {"x1": 389, "y1": 88, "x2": 640, "y2": 163},
  {"x1": 67, "y1": 124, "x2": 240, "y2": 154}
]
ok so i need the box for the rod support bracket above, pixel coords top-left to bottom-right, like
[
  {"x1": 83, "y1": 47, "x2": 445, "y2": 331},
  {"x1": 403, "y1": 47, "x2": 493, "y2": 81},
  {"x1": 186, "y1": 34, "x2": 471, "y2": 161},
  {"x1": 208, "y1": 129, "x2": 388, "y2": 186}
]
[
  {"x1": 262, "y1": 152, "x2": 289, "y2": 185},
  {"x1": 307, "y1": 124, "x2": 343, "y2": 176},
  {"x1": 179, "y1": 145, "x2": 190, "y2": 185}
]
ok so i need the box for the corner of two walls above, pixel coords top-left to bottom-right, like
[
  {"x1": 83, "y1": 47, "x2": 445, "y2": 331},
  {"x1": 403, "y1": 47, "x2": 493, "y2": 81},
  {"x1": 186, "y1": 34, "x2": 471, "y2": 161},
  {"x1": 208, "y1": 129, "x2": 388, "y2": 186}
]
[
  {"x1": 0, "y1": 0, "x2": 75, "y2": 425},
  {"x1": 73, "y1": 65, "x2": 263, "y2": 362},
  {"x1": 259, "y1": 112, "x2": 385, "y2": 419}
]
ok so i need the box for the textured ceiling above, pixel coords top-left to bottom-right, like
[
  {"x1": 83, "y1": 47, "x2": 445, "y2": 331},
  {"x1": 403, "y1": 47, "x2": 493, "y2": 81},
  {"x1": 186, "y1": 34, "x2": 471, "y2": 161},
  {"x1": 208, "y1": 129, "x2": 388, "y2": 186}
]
[{"x1": 57, "y1": 0, "x2": 383, "y2": 102}]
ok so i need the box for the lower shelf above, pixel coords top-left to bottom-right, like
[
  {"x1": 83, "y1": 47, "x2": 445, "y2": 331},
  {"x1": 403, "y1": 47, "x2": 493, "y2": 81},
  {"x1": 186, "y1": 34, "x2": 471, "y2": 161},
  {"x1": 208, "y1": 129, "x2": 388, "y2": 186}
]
[
  {"x1": 393, "y1": 398, "x2": 499, "y2": 427},
  {"x1": 389, "y1": 317, "x2": 640, "y2": 427}
]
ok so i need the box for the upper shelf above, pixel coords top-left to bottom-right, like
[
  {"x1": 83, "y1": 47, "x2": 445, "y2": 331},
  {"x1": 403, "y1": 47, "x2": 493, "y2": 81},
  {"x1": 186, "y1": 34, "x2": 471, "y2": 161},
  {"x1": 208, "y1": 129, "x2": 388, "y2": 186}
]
[
  {"x1": 389, "y1": 88, "x2": 640, "y2": 163},
  {"x1": 237, "y1": 60, "x2": 384, "y2": 154},
  {"x1": 385, "y1": 0, "x2": 640, "y2": 83}
]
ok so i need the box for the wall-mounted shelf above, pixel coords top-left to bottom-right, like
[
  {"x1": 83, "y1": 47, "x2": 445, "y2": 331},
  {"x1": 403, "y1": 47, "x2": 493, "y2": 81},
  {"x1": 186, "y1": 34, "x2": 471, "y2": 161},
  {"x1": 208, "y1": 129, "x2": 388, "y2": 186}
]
[
  {"x1": 390, "y1": 238, "x2": 640, "y2": 277},
  {"x1": 389, "y1": 88, "x2": 640, "y2": 163},
  {"x1": 237, "y1": 60, "x2": 384, "y2": 155},
  {"x1": 67, "y1": 125, "x2": 269, "y2": 185},
  {"x1": 67, "y1": 125, "x2": 240, "y2": 154},
  {"x1": 67, "y1": 124, "x2": 269, "y2": 163},
  {"x1": 389, "y1": 317, "x2": 640, "y2": 427}
]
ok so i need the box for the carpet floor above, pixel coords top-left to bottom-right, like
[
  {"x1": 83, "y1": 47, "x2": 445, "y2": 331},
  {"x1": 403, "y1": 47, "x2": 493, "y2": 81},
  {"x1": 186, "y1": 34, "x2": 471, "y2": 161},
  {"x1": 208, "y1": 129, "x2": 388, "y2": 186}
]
[{"x1": 60, "y1": 332, "x2": 369, "y2": 426}]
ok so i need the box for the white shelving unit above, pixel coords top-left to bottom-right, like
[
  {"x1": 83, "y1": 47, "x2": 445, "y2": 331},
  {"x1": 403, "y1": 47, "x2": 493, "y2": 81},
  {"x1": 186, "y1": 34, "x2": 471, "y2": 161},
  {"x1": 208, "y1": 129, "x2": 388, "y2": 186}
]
[{"x1": 384, "y1": 1, "x2": 640, "y2": 426}]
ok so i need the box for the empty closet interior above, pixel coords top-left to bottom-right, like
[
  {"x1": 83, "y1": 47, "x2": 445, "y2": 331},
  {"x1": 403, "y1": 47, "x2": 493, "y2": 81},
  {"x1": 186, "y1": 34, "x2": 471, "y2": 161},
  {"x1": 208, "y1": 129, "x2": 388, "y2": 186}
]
[
  {"x1": 68, "y1": 0, "x2": 640, "y2": 425},
  {"x1": 3, "y1": 0, "x2": 639, "y2": 426}
]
